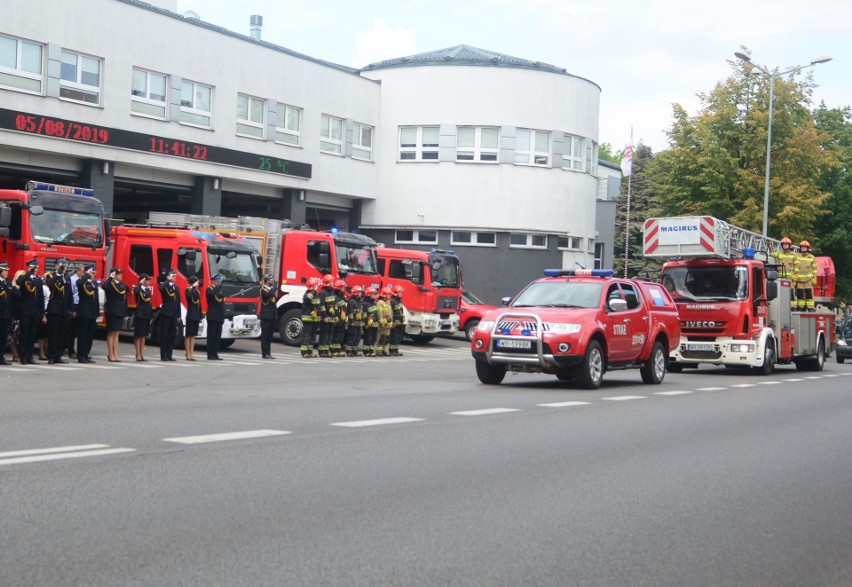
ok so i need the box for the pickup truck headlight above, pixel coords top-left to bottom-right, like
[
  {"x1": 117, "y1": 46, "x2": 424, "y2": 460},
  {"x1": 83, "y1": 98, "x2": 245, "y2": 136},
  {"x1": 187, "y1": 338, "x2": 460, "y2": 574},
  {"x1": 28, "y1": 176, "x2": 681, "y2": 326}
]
[
  {"x1": 478, "y1": 320, "x2": 495, "y2": 333},
  {"x1": 547, "y1": 323, "x2": 582, "y2": 335}
]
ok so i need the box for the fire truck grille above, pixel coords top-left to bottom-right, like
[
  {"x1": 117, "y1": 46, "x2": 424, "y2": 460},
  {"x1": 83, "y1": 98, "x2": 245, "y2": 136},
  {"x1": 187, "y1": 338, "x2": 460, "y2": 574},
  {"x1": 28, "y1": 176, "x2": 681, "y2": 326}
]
[
  {"x1": 680, "y1": 350, "x2": 723, "y2": 360},
  {"x1": 436, "y1": 296, "x2": 459, "y2": 310}
]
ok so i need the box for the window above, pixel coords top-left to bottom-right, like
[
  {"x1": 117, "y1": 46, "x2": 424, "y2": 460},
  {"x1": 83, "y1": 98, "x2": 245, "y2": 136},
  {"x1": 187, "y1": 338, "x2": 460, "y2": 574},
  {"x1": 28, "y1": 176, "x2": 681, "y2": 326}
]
[
  {"x1": 562, "y1": 134, "x2": 584, "y2": 171},
  {"x1": 558, "y1": 236, "x2": 583, "y2": 250},
  {"x1": 456, "y1": 126, "x2": 499, "y2": 162},
  {"x1": 180, "y1": 80, "x2": 212, "y2": 128},
  {"x1": 352, "y1": 123, "x2": 373, "y2": 161},
  {"x1": 594, "y1": 243, "x2": 605, "y2": 270},
  {"x1": 274, "y1": 103, "x2": 301, "y2": 146},
  {"x1": 451, "y1": 231, "x2": 497, "y2": 246},
  {"x1": 59, "y1": 49, "x2": 101, "y2": 105},
  {"x1": 131, "y1": 67, "x2": 167, "y2": 119},
  {"x1": 156, "y1": 248, "x2": 174, "y2": 277},
  {"x1": 586, "y1": 140, "x2": 598, "y2": 173},
  {"x1": 620, "y1": 283, "x2": 641, "y2": 310},
  {"x1": 320, "y1": 114, "x2": 344, "y2": 155},
  {"x1": 510, "y1": 234, "x2": 548, "y2": 249},
  {"x1": 307, "y1": 240, "x2": 332, "y2": 273},
  {"x1": 236, "y1": 93, "x2": 265, "y2": 139},
  {"x1": 128, "y1": 245, "x2": 154, "y2": 277},
  {"x1": 0, "y1": 34, "x2": 43, "y2": 93},
  {"x1": 395, "y1": 230, "x2": 438, "y2": 245},
  {"x1": 388, "y1": 260, "x2": 423, "y2": 285},
  {"x1": 399, "y1": 126, "x2": 439, "y2": 161},
  {"x1": 177, "y1": 248, "x2": 203, "y2": 281},
  {"x1": 515, "y1": 128, "x2": 550, "y2": 166}
]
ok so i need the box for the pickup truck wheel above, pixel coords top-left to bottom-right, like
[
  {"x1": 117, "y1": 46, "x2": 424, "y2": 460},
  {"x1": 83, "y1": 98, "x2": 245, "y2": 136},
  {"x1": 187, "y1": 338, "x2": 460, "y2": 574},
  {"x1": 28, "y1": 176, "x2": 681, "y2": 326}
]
[
  {"x1": 640, "y1": 341, "x2": 667, "y2": 384},
  {"x1": 574, "y1": 340, "x2": 604, "y2": 389},
  {"x1": 753, "y1": 340, "x2": 775, "y2": 375},
  {"x1": 278, "y1": 309, "x2": 304, "y2": 347},
  {"x1": 475, "y1": 360, "x2": 506, "y2": 385},
  {"x1": 464, "y1": 319, "x2": 480, "y2": 342}
]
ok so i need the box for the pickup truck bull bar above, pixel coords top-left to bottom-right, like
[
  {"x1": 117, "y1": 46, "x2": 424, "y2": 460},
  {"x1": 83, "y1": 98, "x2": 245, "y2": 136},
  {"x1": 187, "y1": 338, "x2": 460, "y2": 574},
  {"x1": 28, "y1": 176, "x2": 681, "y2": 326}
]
[{"x1": 485, "y1": 312, "x2": 554, "y2": 368}]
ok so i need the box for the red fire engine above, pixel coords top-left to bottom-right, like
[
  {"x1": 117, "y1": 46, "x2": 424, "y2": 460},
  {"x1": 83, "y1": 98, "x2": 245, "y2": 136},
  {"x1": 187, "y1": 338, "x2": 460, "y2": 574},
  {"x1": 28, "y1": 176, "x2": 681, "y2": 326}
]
[
  {"x1": 109, "y1": 225, "x2": 262, "y2": 347},
  {"x1": 644, "y1": 216, "x2": 836, "y2": 373},
  {"x1": 0, "y1": 181, "x2": 108, "y2": 281}
]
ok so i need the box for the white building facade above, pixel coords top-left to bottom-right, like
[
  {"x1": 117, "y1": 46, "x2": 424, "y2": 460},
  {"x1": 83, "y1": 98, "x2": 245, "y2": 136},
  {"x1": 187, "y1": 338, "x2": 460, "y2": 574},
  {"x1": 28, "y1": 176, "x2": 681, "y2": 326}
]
[{"x1": 0, "y1": 0, "x2": 607, "y2": 303}]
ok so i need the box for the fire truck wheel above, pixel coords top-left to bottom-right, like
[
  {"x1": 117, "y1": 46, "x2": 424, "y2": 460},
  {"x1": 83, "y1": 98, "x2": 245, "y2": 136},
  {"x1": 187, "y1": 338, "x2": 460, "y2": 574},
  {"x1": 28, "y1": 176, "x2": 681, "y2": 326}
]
[
  {"x1": 409, "y1": 334, "x2": 435, "y2": 345},
  {"x1": 475, "y1": 360, "x2": 506, "y2": 385},
  {"x1": 464, "y1": 319, "x2": 480, "y2": 342},
  {"x1": 640, "y1": 341, "x2": 667, "y2": 384},
  {"x1": 278, "y1": 309, "x2": 303, "y2": 347},
  {"x1": 754, "y1": 340, "x2": 776, "y2": 376},
  {"x1": 219, "y1": 339, "x2": 234, "y2": 349},
  {"x1": 796, "y1": 337, "x2": 826, "y2": 372},
  {"x1": 574, "y1": 340, "x2": 604, "y2": 389}
]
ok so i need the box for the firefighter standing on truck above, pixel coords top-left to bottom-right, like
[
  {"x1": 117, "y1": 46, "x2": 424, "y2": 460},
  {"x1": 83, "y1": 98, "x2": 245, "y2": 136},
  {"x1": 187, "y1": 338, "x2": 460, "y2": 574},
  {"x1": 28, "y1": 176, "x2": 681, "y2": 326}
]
[
  {"x1": 794, "y1": 240, "x2": 818, "y2": 311},
  {"x1": 776, "y1": 237, "x2": 798, "y2": 306},
  {"x1": 300, "y1": 277, "x2": 321, "y2": 358}
]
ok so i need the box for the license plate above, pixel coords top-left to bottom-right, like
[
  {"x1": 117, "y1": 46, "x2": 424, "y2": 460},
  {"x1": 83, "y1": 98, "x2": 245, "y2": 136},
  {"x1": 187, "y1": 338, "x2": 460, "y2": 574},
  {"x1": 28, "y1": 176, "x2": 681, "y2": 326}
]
[
  {"x1": 497, "y1": 339, "x2": 532, "y2": 349},
  {"x1": 687, "y1": 342, "x2": 714, "y2": 352}
]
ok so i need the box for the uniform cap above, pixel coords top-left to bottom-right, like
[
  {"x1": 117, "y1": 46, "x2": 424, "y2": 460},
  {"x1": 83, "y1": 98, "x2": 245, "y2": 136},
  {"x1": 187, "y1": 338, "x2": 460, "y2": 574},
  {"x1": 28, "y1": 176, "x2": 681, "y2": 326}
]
[
  {"x1": 0, "y1": 261, "x2": 9, "y2": 271},
  {"x1": 85, "y1": 264, "x2": 96, "y2": 272},
  {"x1": 188, "y1": 275, "x2": 199, "y2": 285},
  {"x1": 55, "y1": 258, "x2": 68, "y2": 266},
  {"x1": 263, "y1": 274, "x2": 275, "y2": 282},
  {"x1": 211, "y1": 274, "x2": 223, "y2": 281},
  {"x1": 110, "y1": 267, "x2": 122, "y2": 274},
  {"x1": 138, "y1": 273, "x2": 149, "y2": 281},
  {"x1": 26, "y1": 259, "x2": 39, "y2": 267},
  {"x1": 165, "y1": 269, "x2": 176, "y2": 276}
]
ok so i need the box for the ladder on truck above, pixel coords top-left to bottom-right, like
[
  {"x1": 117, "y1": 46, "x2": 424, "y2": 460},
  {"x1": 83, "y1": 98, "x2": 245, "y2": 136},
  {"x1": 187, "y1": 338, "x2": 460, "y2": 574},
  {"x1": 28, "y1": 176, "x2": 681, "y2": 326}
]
[
  {"x1": 643, "y1": 216, "x2": 785, "y2": 260},
  {"x1": 146, "y1": 212, "x2": 289, "y2": 275}
]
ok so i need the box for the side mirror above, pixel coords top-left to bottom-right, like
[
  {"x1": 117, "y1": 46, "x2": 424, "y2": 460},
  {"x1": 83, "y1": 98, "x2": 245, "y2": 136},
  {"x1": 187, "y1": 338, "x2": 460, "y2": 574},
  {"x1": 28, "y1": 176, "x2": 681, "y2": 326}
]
[
  {"x1": 608, "y1": 298, "x2": 628, "y2": 312},
  {"x1": 766, "y1": 281, "x2": 778, "y2": 301},
  {"x1": 766, "y1": 270, "x2": 778, "y2": 281},
  {"x1": 501, "y1": 296, "x2": 512, "y2": 307},
  {"x1": 28, "y1": 205, "x2": 44, "y2": 216}
]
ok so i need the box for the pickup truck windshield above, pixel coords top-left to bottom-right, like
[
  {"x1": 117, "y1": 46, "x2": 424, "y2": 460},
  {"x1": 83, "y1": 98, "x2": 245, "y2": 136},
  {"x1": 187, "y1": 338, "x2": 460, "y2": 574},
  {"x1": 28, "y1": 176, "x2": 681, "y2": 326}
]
[
  {"x1": 661, "y1": 266, "x2": 748, "y2": 302},
  {"x1": 512, "y1": 281, "x2": 603, "y2": 309}
]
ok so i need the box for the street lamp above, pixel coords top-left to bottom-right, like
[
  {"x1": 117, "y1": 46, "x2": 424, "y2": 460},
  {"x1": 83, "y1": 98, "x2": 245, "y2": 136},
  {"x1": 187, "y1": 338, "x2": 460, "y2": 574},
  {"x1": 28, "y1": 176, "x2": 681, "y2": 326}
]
[{"x1": 734, "y1": 51, "x2": 832, "y2": 236}]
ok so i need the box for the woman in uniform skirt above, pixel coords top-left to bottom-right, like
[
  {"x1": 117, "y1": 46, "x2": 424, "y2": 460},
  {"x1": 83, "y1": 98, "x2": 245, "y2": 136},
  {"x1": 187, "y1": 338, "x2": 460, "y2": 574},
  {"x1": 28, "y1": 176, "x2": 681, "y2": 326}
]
[
  {"x1": 184, "y1": 275, "x2": 202, "y2": 361},
  {"x1": 102, "y1": 267, "x2": 128, "y2": 362},
  {"x1": 133, "y1": 273, "x2": 153, "y2": 361}
]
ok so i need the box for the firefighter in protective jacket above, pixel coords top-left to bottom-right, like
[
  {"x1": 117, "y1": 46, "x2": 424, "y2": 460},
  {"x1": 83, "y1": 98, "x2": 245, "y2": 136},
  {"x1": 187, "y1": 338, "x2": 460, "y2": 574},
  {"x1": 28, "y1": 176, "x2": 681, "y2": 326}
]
[
  {"x1": 300, "y1": 277, "x2": 321, "y2": 357},
  {"x1": 794, "y1": 240, "x2": 818, "y2": 311}
]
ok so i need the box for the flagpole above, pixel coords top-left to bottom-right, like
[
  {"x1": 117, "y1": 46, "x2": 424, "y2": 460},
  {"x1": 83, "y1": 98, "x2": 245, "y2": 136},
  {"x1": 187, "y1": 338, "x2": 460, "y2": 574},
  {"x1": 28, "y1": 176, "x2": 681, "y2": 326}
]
[{"x1": 623, "y1": 128, "x2": 634, "y2": 277}]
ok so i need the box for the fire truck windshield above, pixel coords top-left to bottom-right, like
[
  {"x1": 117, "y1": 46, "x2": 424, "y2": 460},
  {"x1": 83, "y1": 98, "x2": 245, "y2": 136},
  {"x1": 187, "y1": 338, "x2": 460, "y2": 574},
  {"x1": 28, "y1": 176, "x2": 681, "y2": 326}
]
[
  {"x1": 337, "y1": 243, "x2": 378, "y2": 274},
  {"x1": 30, "y1": 209, "x2": 103, "y2": 247},
  {"x1": 429, "y1": 253, "x2": 460, "y2": 288},
  {"x1": 207, "y1": 250, "x2": 259, "y2": 285},
  {"x1": 511, "y1": 281, "x2": 603, "y2": 309},
  {"x1": 661, "y1": 266, "x2": 748, "y2": 302}
]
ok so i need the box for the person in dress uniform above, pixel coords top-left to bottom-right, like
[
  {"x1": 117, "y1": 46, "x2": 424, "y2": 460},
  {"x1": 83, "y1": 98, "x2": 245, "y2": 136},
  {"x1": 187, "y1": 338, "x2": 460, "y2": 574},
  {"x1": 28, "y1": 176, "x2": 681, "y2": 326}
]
[
  {"x1": 102, "y1": 267, "x2": 128, "y2": 362},
  {"x1": 0, "y1": 262, "x2": 12, "y2": 365},
  {"x1": 15, "y1": 259, "x2": 45, "y2": 365},
  {"x1": 184, "y1": 275, "x2": 203, "y2": 361},
  {"x1": 133, "y1": 273, "x2": 153, "y2": 361},
  {"x1": 205, "y1": 274, "x2": 225, "y2": 360},
  {"x1": 258, "y1": 274, "x2": 278, "y2": 359},
  {"x1": 75, "y1": 264, "x2": 99, "y2": 363},
  {"x1": 158, "y1": 268, "x2": 180, "y2": 361},
  {"x1": 44, "y1": 258, "x2": 72, "y2": 364}
]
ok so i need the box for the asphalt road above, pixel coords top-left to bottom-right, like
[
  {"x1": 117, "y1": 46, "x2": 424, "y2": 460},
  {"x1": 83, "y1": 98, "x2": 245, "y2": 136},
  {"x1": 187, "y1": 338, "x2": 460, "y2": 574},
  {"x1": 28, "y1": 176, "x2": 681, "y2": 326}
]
[{"x1": 2, "y1": 335, "x2": 851, "y2": 586}]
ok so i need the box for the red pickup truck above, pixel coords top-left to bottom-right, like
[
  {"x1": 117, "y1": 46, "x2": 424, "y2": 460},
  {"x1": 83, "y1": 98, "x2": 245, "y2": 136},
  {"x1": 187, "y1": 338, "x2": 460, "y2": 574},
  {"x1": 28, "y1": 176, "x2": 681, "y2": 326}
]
[{"x1": 470, "y1": 270, "x2": 681, "y2": 388}]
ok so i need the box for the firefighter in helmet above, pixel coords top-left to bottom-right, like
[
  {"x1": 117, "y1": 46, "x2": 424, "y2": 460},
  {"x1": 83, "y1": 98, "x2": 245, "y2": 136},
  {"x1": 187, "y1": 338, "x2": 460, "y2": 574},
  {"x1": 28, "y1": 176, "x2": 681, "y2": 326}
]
[
  {"x1": 317, "y1": 273, "x2": 337, "y2": 357},
  {"x1": 777, "y1": 237, "x2": 798, "y2": 279},
  {"x1": 362, "y1": 287, "x2": 380, "y2": 357},
  {"x1": 376, "y1": 285, "x2": 393, "y2": 357},
  {"x1": 330, "y1": 278, "x2": 348, "y2": 357},
  {"x1": 300, "y1": 276, "x2": 321, "y2": 357},
  {"x1": 389, "y1": 285, "x2": 406, "y2": 357},
  {"x1": 794, "y1": 240, "x2": 818, "y2": 311},
  {"x1": 345, "y1": 285, "x2": 365, "y2": 356}
]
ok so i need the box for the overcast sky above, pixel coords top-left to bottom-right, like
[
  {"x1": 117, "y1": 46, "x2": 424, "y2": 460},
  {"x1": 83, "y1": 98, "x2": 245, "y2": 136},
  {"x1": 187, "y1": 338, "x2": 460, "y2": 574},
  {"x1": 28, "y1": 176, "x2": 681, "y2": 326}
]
[{"x1": 176, "y1": 0, "x2": 850, "y2": 154}]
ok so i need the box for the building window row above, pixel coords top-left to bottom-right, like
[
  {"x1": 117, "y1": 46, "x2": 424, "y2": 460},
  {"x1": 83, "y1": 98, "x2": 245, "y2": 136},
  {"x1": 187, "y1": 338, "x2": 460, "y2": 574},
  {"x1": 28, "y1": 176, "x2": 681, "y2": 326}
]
[
  {"x1": 557, "y1": 236, "x2": 584, "y2": 251},
  {"x1": 395, "y1": 229, "x2": 438, "y2": 245},
  {"x1": 396, "y1": 230, "x2": 592, "y2": 252},
  {"x1": 510, "y1": 233, "x2": 548, "y2": 249}
]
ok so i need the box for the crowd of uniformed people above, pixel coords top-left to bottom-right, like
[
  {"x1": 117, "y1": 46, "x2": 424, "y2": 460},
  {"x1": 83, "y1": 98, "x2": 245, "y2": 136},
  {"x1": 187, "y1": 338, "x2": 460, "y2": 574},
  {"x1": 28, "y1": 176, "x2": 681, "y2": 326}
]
[{"x1": 300, "y1": 274, "x2": 406, "y2": 358}]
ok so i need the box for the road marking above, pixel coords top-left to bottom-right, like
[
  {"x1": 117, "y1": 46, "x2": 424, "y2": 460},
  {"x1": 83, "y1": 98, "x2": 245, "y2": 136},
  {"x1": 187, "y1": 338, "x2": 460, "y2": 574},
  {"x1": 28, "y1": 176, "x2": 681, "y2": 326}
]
[
  {"x1": 803, "y1": 376, "x2": 823, "y2": 380},
  {"x1": 221, "y1": 361, "x2": 263, "y2": 366},
  {"x1": 783, "y1": 378, "x2": 805, "y2": 382},
  {"x1": 731, "y1": 383, "x2": 757, "y2": 388},
  {"x1": 450, "y1": 408, "x2": 520, "y2": 416},
  {"x1": 759, "y1": 381, "x2": 782, "y2": 385},
  {"x1": 0, "y1": 444, "x2": 111, "y2": 458},
  {"x1": 654, "y1": 391, "x2": 694, "y2": 396},
  {"x1": 823, "y1": 374, "x2": 839, "y2": 378},
  {"x1": 39, "y1": 365, "x2": 85, "y2": 371},
  {"x1": 163, "y1": 430, "x2": 291, "y2": 444},
  {"x1": 538, "y1": 401, "x2": 592, "y2": 407},
  {"x1": 602, "y1": 395, "x2": 647, "y2": 401},
  {"x1": 696, "y1": 387, "x2": 726, "y2": 391},
  {"x1": 331, "y1": 417, "x2": 424, "y2": 428},
  {"x1": 0, "y1": 447, "x2": 135, "y2": 467}
]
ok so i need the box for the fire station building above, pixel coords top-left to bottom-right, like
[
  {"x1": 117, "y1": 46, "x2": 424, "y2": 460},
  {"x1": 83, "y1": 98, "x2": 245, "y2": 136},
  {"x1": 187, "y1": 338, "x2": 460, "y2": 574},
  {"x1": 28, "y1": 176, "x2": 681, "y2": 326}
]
[{"x1": 1, "y1": 0, "x2": 612, "y2": 302}]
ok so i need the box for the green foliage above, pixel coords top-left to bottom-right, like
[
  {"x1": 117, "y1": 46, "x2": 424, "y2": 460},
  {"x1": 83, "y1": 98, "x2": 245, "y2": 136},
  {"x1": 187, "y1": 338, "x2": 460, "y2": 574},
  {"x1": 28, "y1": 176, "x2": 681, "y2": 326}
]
[
  {"x1": 598, "y1": 142, "x2": 622, "y2": 165},
  {"x1": 647, "y1": 54, "x2": 837, "y2": 241},
  {"x1": 613, "y1": 143, "x2": 662, "y2": 278}
]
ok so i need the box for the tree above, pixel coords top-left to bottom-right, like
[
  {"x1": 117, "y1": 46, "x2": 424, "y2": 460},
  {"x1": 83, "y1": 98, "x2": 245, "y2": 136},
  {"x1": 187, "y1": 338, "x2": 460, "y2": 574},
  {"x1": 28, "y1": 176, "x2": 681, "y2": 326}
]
[
  {"x1": 613, "y1": 143, "x2": 661, "y2": 277},
  {"x1": 813, "y1": 104, "x2": 852, "y2": 302},
  {"x1": 647, "y1": 52, "x2": 837, "y2": 241},
  {"x1": 598, "y1": 142, "x2": 622, "y2": 165}
]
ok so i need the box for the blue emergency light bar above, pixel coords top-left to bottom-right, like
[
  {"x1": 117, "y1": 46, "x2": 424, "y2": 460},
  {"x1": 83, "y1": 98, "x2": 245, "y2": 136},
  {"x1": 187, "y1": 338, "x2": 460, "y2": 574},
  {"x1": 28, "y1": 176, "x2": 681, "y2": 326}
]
[
  {"x1": 544, "y1": 269, "x2": 614, "y2": 278},
  {"x1": 26, "y1": 181, "x2": 95, "y2": 197}
]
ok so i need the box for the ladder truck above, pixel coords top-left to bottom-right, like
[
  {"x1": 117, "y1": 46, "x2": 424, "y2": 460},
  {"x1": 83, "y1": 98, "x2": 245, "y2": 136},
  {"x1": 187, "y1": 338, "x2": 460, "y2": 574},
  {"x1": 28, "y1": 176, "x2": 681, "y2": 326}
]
[{"x1": 643, "y1": 216, "x2": 836, "y2": 374}]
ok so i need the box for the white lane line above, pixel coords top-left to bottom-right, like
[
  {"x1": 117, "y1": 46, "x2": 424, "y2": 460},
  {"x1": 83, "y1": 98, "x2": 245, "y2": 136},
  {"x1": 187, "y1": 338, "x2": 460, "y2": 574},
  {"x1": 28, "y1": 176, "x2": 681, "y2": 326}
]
[
  {"x1": 602, "y1": 395, "x2": 647, "y2": 401},
  {"x1": 783, "y1": 379, "x2": 805, "y2": 382},
  {"x1": 696, "y1": 387, "x2": 726, "y2": 391},
  {"x1": 0, "y1": 448, "x2": 135, "y2": 467},
  {"x1": 803, "y1": 376, "x2": 823, "y2": 380},
  {"x1": 759, "y1": 381, "x2": 782, "y2": 385},
  {"x1": 0, "y1": 444, "x2": 110, "y2": 458},
  {"x1": 538, "y1": 401, "x2": 592, "y2": 407},
  {"x1": 221, "y1": 361, "x2": 263, "y2": 366},
  {"x1": 731, "y1": 384, "x2": 757, "y2": 388},
  {"x1": 38, "y1": 365, "x2": 85, "y2": 371},
  {"x1": 655, "y1": 391, "x2": 694, "y2": 396},
  {"x1": 163, "y1": 430, "x2": 291, "y2": 444},
  {"x1": 331, "y1": 417, "x2": 424, "y2": 428},
  {"x1": 823, "y1": 374, "x2": 839, "y2": 378},
  {"x1": 450, "y1": 408, "x2": 520, "y2": 416}
]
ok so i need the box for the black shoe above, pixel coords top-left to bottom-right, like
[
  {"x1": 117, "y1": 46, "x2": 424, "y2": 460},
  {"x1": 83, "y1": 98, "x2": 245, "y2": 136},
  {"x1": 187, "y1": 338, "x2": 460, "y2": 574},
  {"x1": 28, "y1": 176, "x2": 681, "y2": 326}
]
[
  {"x1": 0, "y1": 359, "x2": 10, "y2": 365},
  {"x1": 85, "y1": 358, "x2": 96, "y2": 363},
  {"x1": 167, "y1": 358, "x2": 176, "y2": 362},
  {"x1": 55, "y1": 358, "x2": 68, "y2": 364}
]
